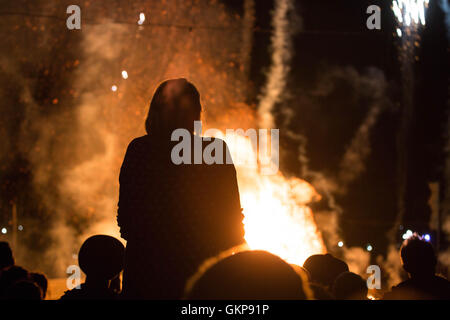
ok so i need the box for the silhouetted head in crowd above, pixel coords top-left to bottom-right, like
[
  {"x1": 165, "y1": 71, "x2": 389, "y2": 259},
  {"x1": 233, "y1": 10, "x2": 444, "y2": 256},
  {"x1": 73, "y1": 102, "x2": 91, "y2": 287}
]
[
  {"x1": 303, "y1": 253, "x2": 349, "y2": 288},
  {"x1": 0, "y1": 265, "x2": 30, "y2": 298},
  {"x1": 30, "y1": 272, "x2": 48, "y2": 299},
  {"x1": 0, "y1": 266, "x2": 28, "y2": 290},
  {"x1": 186, "y1": 250, "x2": 308, "y2": 299},
  {"x1": 383, "y1": 235, "x2": 450, "y2": 300},
  {"x1": 0, "y1": 241, "x2": 14, "y2": 269},
  {"x1": 78, "y1": 235, "x2": 125, "y2": 286},
  {"x1": 332, "y1": 272, "x2": 368, "y2": 300},
  {"x1": 145, "y1": 78, "x2": 202, "y2": 137},
  {"x1": 60, "y1": 235, "x2": 125, "y2": 300},
  {"x1": 4, "y1": 280, "x2": 42, "y2": 300},
  {"x1": 400, "y1": 235, "x2": 437, "y2": 278}
]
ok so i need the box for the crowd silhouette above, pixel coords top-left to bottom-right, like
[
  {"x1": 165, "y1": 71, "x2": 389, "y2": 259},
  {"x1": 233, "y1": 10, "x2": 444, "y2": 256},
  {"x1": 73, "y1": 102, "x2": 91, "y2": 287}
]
[
  {"x1": 0, "y1": 79, "x2": 449, "y2": 300},
  {"x1": 1, "y1": 235, "x2": 449, "y2": 300}
]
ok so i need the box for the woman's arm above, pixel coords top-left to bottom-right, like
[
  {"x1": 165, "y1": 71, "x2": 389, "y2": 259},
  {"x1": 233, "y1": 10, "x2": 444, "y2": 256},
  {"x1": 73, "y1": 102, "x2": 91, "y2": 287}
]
[{"x1": 117, "y1": 139, "x2": 139, "y2": 241}]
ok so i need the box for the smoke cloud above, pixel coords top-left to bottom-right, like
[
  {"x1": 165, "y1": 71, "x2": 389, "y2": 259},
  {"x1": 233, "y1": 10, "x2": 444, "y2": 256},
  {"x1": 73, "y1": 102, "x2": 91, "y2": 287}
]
[{"x1": 0, "y1": 0, "x2": 249, "y2": 277}]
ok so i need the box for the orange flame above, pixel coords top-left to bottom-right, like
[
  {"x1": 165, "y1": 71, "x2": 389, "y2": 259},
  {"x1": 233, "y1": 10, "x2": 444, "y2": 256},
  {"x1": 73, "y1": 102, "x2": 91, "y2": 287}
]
[{"x1": 214, "y1": 131, "x2": 326, "y2": 266}]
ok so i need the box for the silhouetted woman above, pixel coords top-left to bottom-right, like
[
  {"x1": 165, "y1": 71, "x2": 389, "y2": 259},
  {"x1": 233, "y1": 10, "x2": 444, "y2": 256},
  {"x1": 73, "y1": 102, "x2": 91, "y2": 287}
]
[{"x1": 117, "y1": 79, "x2": 244, "y2": 299}]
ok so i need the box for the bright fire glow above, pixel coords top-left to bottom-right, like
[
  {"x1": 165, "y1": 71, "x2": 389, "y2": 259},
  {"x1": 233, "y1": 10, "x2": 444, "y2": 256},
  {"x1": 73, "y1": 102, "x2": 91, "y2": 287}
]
[{"x1": 211, "y1": 131, "x2": 326, "y2": 266}]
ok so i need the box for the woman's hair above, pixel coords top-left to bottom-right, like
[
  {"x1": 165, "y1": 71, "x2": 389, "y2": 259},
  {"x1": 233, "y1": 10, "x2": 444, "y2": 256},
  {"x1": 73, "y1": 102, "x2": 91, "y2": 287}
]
[{"x1": 145, "y1": 78, "x2": 202, "y2": 136}]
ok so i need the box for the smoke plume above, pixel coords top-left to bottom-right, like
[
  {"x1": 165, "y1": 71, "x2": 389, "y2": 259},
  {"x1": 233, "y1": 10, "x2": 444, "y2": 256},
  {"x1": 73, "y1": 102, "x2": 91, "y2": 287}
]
[{"x1": 257, "y1": 0, "x2": 295, "y2": 129}]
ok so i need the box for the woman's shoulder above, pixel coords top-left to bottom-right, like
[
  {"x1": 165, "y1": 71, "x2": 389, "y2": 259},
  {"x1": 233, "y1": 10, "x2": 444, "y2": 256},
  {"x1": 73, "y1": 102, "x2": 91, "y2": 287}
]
[
  {"x1": 129, "y1": 135, "x2": 149, "y2": 146},
  {"x1": 126, "y1": 135, "x2": 151, "y2": 152}
]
